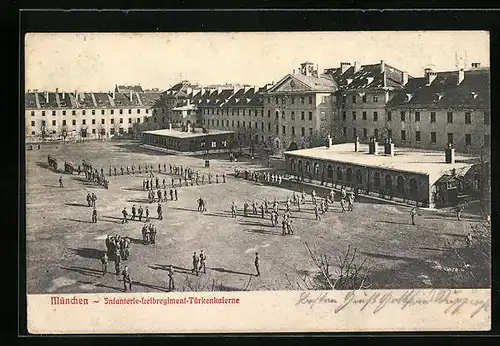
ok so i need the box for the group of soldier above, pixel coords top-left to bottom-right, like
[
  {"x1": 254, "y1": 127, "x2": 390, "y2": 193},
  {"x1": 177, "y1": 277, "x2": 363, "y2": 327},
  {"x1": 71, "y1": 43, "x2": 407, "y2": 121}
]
[
  {"x1": 146, "y1": 187, "x2": 178, "y2": 203},
  {"x1": 141, "y1": 223, "x2": 157, "y2": 245},
  {"x1": 121, "y1": 204, "x2": 164, "y2": 223},
  {"x1": 191, "y1": 250, "x2": 208, "y2": 276},
  {"x1": 234, "y1": 168, "x2": 285, "y2": 187},
  {"x1": 103, "y1": 234, "x2": 131, "y2": 276}
]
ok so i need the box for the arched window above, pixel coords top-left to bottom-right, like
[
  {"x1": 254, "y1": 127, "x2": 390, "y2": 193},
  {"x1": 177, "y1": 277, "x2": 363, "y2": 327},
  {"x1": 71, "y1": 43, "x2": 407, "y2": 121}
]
[
  {"x1": 336, "y1": 167, "x2": 343, "y2": 180},
  {"x1": 409, "y1": 178, "x2": 418, "y2": 198},
  {"x1": 374, "y1": 172, "x2": 381, "y2": 187},
  {"x1": 346, "y1": 168, "x2": 353, "y2": 182},
  {"x1": 385, "y1": 174, "x2": 393, "y2": 190},
  {"x1": 327, "y1": 164, "x2": 333, "y2": 178},
  {"x1": 314, "y1": 162, "x2": 320, "y2": 176},
  {"x1": 305, "y1": 161, "x2": 311, "y2": 173},
  {"x1": 298, "y1": 160, "x2": 303, "y2": 172},
  {"x1": 355, "y1": 169, "x2": 362, "y2": 184},
  {"x1": 290, "y1": 159, "x2": 296, "y2": 171},
  {"x1": 397, "y1": 176, "x2": 405, "y2": 193}
]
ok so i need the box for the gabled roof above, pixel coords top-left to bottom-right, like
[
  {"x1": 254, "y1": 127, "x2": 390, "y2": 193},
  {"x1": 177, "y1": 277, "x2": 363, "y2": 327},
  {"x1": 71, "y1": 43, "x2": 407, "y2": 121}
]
[
  {"x1": 267, "y1": 73, "x2": 337, "y2": 94},
  {"x1": 387, "y1": 69, "x2": 490, "y2": 110}
]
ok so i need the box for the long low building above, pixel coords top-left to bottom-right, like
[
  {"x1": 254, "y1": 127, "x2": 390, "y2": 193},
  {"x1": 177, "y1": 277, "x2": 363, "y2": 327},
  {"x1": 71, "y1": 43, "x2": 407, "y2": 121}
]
[
  {"x1": 142, "y1": 127, "x2": 235, "y2": 155},
  {"x1": 283, "y1": 139, "x2": 482, "y2": 207}
]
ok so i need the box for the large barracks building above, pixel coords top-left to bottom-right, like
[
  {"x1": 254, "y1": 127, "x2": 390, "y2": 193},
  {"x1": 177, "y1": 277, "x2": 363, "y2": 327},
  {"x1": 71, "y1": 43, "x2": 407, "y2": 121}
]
[{"x1": 25, "y1": 60, "x2": 490, "y2": 155}]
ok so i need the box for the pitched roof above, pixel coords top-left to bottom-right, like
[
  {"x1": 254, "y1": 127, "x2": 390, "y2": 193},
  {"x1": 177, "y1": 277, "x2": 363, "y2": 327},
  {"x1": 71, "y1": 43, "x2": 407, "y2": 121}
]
[
  {"x1": 387, "y1": 69, "x2": 490, "y2": 110},
  {"x1": 267, "y1": 73, "x2": 337, "y2": 93}
]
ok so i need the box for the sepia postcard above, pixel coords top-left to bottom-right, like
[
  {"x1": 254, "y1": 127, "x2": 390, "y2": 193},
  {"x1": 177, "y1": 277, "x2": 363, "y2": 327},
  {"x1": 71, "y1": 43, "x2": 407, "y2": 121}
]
[{"x1": 24, "y1": 31, "x2": 491, "y2": 334}]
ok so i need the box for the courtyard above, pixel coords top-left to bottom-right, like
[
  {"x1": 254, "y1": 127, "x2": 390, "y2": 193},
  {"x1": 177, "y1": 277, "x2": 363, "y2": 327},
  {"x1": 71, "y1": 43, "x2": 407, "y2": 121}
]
[{"x1": 25, "y1": 140, "x2": 489, "y2": 294}]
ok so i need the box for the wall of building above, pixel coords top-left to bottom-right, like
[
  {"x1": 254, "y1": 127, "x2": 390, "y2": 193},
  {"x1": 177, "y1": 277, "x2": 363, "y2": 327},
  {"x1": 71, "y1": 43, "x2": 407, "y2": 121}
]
[
  {"x1": 284, "y1": 153, "x2": 430, "y2": 205},
  {"x1": 142, "y1": 132, "x2": 234, "y2": 153}
]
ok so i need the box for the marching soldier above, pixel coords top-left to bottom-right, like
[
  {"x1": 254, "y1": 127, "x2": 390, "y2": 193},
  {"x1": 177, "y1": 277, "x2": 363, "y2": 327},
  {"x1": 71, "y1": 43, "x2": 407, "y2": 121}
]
[
  {"x1": 122, "y1": 265, "x2": 132, "y2": 292},
  {"x1": 170, "y1": 189, "x2": 174, "y2": 201},
  {"x1": 120, "y1": 166, "x2": 124, "y2": 175},
  {"x1": 92, "y1": 208, "x2": 97, "y2": 223},
  {"x1": 216, "y1": 173, "x2": 219, "y2": 184},
  {"x1": 101, "y1": 252, "x2": 108, "y2": 275},
  {"x1": 59, "y1": 176, "x2": 64, "y2": 188},
  {"x1": 195, "y1": 174, "x2": 199, "y2": 185},
  {"x1": 410, "y1": 207, "x2": 417, "y2": 225},
  {"x1": 86, "y1": 193, "x2": 92, "y2": 207},
  {"x1": 145, "y1": 206, "x2": 150, "y2": 222},
  {"x1": 231, "y1": 202, "x2": 237, "y2": 218},
  {"x1": 222, "y1": 172, "x2": 226, "y2": 183},
  {"x1": 199, "y1": 250, "x2": 207, "y2": 274},
  {"x1": 126, "y1": 166, "x2": 130, "y2": 175},
  {"x1": 252, "y1": 200, "x2": 257, "y2": 215},
  {"x1": 168, "y1": 266, "x2": 175, "y2": 291},
  {"x1": 121, "y1": 207, "x2": 128, "y2": 223},
  {"x1": 243, "y1": 202, "x2": 249, "y2": 216},
  {"x1": 254, "y1": 252, "x2": 260, "y2": 277},
  {"x1": 171, "y1": 177, "x2": 175, "y2": 188},
  {"x1": 157, "y1": 189, "x2": 162, "y2": 202},
  {"x1": 340, "y1": 198, "x2": 346, "y2": 213},
  {"x1": 260, "y1": 203, "x2": 265, "y2": 218},
  {"x1": 192, "y1": 252, "x2": 199, "y2": 276},
  {"x1": 456, "y1": 205, "x2": 463, "y2": 221},
  {"x1": 264, "y1": 198, "x2": 269, "y2": 213},
  {"x1": 158, "y1": 163, "x2": 161, "y2": 173},
  {"x1": 178, "y1": 176, "x2": 182, "y2": 187},
  {"x1": 114, "y1": 167, "x2": 117, "y2": 176},
  {"x1": 174, "y1": 188, "x2": 178, "y2": 201},
  {"x1": 131, "y1": 205, "x2": 137, "y2": 220},
  {"x1": 329, "y1": 189, "x2": 336, "y2": 203},
  {"x1": 348, "y1": 193, "x2": 355, "y2": 211},
  {"x1": 157, "y1": 203, "x2": 163, "y2": 220}
]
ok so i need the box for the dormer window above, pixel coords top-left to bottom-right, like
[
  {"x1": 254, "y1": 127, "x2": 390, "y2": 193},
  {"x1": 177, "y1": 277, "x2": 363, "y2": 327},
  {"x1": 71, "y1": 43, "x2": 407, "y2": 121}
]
[
  {"x1": 471, "y1": 91, "x2": 478, "y2": 100},
  {"x1": 346, "y1": 78, "x2": 353, "y2": 85},
  {"x1": 434, "y1": 93, "x2": 444, "y2": 102},
  {"x1": 405, "y1": 93, "x2": 413, "y2": 102},
  {"x1": 366, "y1": 77, "x2": 374, "y2": 85}
]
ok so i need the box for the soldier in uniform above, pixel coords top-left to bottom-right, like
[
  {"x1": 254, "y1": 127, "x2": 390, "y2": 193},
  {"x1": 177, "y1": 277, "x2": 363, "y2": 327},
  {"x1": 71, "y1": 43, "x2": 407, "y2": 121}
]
[
  {"x1": 287, "y1": 217, "x2": 294, "y2": 235},
  {"x1": 120, "y1": 166, "x2": 124, "y2": 175},
  {"x1": 301, "y1": 191, "x2": 306, "y2": 204},
  {"x1": 215, "y1": 173, "x2": 219, "y2": 184},
  {"x1": 201, "y1": 175, "x2": 205, "y2": 185},
  {"x1": 126, "y1": 166, "x2": 130, "y2": 175},
  {"x1": 122, "y1": 265, "x2": 132, "y2": 292},
  {"x1": 195, "y1": 174, "x2": 199, "y2": 185},
  {"x1": 132, "y1": 165, "x2": 135, "y2": 174},
  {"x1": 86, "y1": 193, "x2": 92, "y2": 207},
  {"x1": 231, "y1": 202, "x2": 237, "y2": 218},
  {"x1": 138, "y1": 205, "x2": 143, "y2": 221},
  {"x1": 340, "y1": 198, "x2": 346, "y2": 213},
  {"x1": 314, "y1": 205, "x2": 321, "y2": 220},
  {"x1": 171, "y1": 177, "x2": 175, "y2": 188},
  {"x1": 260, "y1": 203, "x2": 265, "y2": 218},
  {"x1": 101, "y1": 252, "x2": 108, "y2": 275},
  {"x1": 145, "y1": 206, "x2": 150, "y2": 222},
  {"x1": 168, "y1": 266, "x2": 175, "y2": 291},
  {"x1": 162, "y1": 178, "x2": 166, "y2": 189},
  {"x1": 410, "y1": 207, "x2": 417, "y2": 225},
  {"x1": 157, "y1": 203, "x2": 163, "y2": 220},
  {"x1": 281, "y1": 217, "x2": 287, "y2": 236},
  {"x1": 114, "y1": 167, "x2": 117, "y2": 176},
  {"x1": 348, "y1": 193, "x2": 355, "y2": 211},
  {"x1": 252, "y1": 200, "x2": 257, "y2": 215},
  {"x1": 456, "y1": 205, "x2": 463, "y2": 221},
  {"x1": 158, "y1": 163, "x2": 161, "y2": 173},
  {"x1": 222, "y1": 172, "x2": 226, "y2": 183},
  {"x1": 142, "y1": 223, "x2": 149, "y2": 244},
  {"x1": 59, "y1": 176, "x2": 64, "y2": 188},
  {"x1": 115, "y1": 250, "x2": 121, "y2": 275},
  {"x1": 199, "y1": 250, "x2": 207, "y2": 274},
  {"x1": 169, "y1": 189, "x2": 174, "y2": 201},
  {"x1": 149, "y1": 223, "x2": 156, "y2": 244},
  {"x1": 109, "y1": 166, "x2": 112, "y2": 177},
  {"x1": 243, "y1": 202, "x2": 249, "y2": 216},
  {"x1": 192, "y1": 252, "x2": 199, "y2": 276},
  {"x1": 157, "y1": 189, "x2": 162, "y2": 202},
  {"x1": 92, "y1": 208, "x2": 97, "y2": 223},
  {"x1": 254, "y1": 252, "x2": 260, "y2": 276},
  {"x1": 174, "y1": 188, "x2": 178, "y2": 201},
  {"x1": 264, "y1": 198, "x2": 269, "y2": 213},
  {"x1": 131, "y1": 205, "x2": 137, "y2": 220},
  {"x1": 329, "y1": 189, "x2": 336, "y2": 203},
  {"x1": 122, "y1": 207, "x2": 128, "y2": 223}
]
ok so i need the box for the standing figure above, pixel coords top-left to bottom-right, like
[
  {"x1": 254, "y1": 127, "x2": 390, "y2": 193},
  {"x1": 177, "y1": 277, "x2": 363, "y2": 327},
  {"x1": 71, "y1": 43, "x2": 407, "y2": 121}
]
[
  {"x1": 252, "y1": 200, "x2": 257, "y2": 215},
  {"x1": 101, "y1": 252, "x2": 108, "y2": 276},
  {"x1": 157, "y1": 203, "x2": 163, "y2": 220},
  {"x1": 174, "y1": 188, "x2": 178, "y2": 201},
  {"x1": 59, "y1": 176, "x2": 64, "y2": 188},
  {"x1": 168, "y1": 266, "x2": 175, "y2": 291},
  {"x1": 92, "y1": 208, "x2": 98, "y2": 223},
  {"x1": 145, "y1": 206, "x2": 150, "y2": 222},
  {"x1": 260, "y1": 203, "x2": 265, "y2": 218},
  {"x1": 138, "y1": 205, "x2": 143, "y2": 221},
  {"x1": 122, "y1": 266, "x2": 132, "y2": 292},
  {"x1": 254, "y1": 252, "x2": 260, "y2": 277},
  {"x1": 86, "y1": 193, "x2": 92, "y2": 207},
  {"x1": 231, "y1": 202, "x2": 237, "y2": 218},
  {"x1": 314, "y1": 205, "x2": 321, "y2": 220},
  {"x1": 410, "y1": 207, "x2": 416, "y2": 225},
  {"x1": 131, "y1": 205, "x2": 137, "y2": 220},
  {"x1": 243, "y1": 202, "x2": 249, "y2": 216},
  {"x1": 192, "y1": 252, "x2": 199, "y2": 276},
  {"x1": 122, "y1": 207, "x2": 128, "y2": 223},
  {"x1": 222, "y1": 172, "x2": 226, "y2": 183},
  {"x1": 199, "y1": 250, "x2": 207, "y2": 274}
]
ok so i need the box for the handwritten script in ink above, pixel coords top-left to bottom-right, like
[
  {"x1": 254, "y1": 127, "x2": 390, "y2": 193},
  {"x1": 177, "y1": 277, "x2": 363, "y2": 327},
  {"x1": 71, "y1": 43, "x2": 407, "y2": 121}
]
[{"x1": 296, "y1": 289, "x2": 490, "y2": 318}]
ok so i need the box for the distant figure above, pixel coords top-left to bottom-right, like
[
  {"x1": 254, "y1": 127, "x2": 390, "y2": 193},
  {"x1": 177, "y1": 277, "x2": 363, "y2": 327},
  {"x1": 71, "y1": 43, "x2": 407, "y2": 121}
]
[
  {"x1": 465, "y1": 233, "x2": 473, "y2": 247},
  {"x1": 122, "y1": 266, "x2": 132, "y2": 292},
  {"x1": 59, "y1": 176, "x2": 64, "y2": 188},
  {"x1": 231, "y1": 202, "x2": 237, "y2": 218},
  {"x1": 410, "y1": 207, "x2": 417, "y2": 225},
  {"x1": 101, "y1": 252, "x2": 108, "y2": 276},
  {"x1": 456, "y1": 205, "x2": 463, "y2": 221},
  {"x1": 92, "y1": 208, "x2": 97, "y2": 223},
  {"x1": 168, "y1": 266, "x2": 175, "y2": 291},
  {"x1": 199, "y1": 250, "x2": 207, "y2": 274},
  {"x1": 254, "y1": 252, "x2": 260, "y2": 277},
  {"x1": 157, "y1": 203, "x2": 163, "y2": 220},
  {"x1": 121, "y1": 208, "x2": 128, "y2": 223},
  {"x1": 192, "y1": 252, "x2": 199, "y2": 276}
]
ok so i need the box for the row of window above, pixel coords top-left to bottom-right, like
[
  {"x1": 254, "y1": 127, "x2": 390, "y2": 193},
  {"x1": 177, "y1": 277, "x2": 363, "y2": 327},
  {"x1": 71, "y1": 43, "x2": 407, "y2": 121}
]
[
  {"x1": 32, "y1": 117, "x2": 143, "y2": 127},
  {"x1": 342, "y1": 94, "x2": 379, "y2": 104},
  {"x1": 273, "y1": 110, "x2": 314, "y2": 121},
  {"x1": 30, "y1": 127, "x2": 130, "y2": 136},
  {"x1": 30, "y1": 108, "x2": 150, "y2": 116},
  {"x1": 346, "y1": 127, "x2": 489, "y2": 146},
  {"x1": 267, "y1": 96, "x2": 314, "y2": 105},
  {"x1": 344, "y1": 110, "x2": 490, "y2": 124},
  {"x1": 201, "y1": 118, "x2": 315, "y2": 137},
  {"x1": 202, "y1": 108, "x2": 262, "y2": 116}
]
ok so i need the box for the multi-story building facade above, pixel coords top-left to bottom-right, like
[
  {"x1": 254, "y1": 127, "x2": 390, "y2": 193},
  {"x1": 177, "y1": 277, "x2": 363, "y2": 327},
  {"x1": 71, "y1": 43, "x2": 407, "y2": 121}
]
[
  {"x1": 25, "y1": 88, "x2": 162, "y2": 139},
  {"x1": 325, "y1": 60, "x2": 409, "y2": 144},
  {"x1": 262, "y1": 62, "x2": 339, "y2": 152},
  {"x1": 386, "y1": 64, "x2": 490, "y2": 153}
]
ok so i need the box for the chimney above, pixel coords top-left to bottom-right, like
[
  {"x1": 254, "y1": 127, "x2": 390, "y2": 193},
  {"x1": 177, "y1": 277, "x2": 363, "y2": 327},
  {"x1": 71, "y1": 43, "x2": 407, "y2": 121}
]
[
  {"x1": 326, "y1": 134, "x2": 333, "y2": 149},
  {"x1": 55, "y1": 88, "x2": 59, "y2": 93},
  {"x1": 340, "y1": 62, "x2": 351, "y2": 74},
  {"x1": 425, "y1": 71, "x2": 437, "y2": 86},
  {"x1": 112, "y1": 90, "x2": 116, "y2": 99},
  {"x1": 445, "y1": 143, "x2": 455, "y2": 164},
  {"x1": 129, "y1": 91, "x2": 133, "y2": 101},
  {"x1": 384, "y1": 138, "x2": 394, "y2": 157},
  {"x1": 369, "y1": 137, "x2": 379, "y2": 155},
  {"x1": 382, "y1": 71, "x2": 387, "y2": 88},
  {"x1": 45, "y1": 91, "x2": 49, "y2": 101},
  {"x1": 292, "y1": 69, "x2": 295, "y2": 74},
  {"x1": 354, "y1": 136, "x2": 360, "y2": 152},
  {"x1": 402, "y1": 71, "x2": 409, "y2": 85},
  {"x1": 457, "y1": 68, "x2": 465, "y2": 85},
  {"x1": 62, "y1": 91, "x2": 65, "y2": 99},
  {"x1": 316, "y1": 64, "x2": 320, "y2": 77},
  {"x1": 353, "y1": 61, "x2": 360, "y2": 73},
  {"x1": 380, "y1": 60, "x2": 385, "y2": 73},
  {"x1": 217, "y1": 87, "x2": 222, "y2": 95}
]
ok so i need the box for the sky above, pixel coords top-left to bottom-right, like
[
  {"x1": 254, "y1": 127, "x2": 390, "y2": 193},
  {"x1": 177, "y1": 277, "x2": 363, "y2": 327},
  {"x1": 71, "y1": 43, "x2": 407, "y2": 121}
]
[{"x1": 25, "y1": 31, "x2": 490, "y2": 92}]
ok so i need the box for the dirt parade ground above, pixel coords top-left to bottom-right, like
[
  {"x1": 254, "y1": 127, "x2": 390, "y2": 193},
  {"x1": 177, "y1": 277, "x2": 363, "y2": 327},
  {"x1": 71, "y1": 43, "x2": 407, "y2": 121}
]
[{"x1": 25, "y1": 140, "x2": 488, "y2": 294}]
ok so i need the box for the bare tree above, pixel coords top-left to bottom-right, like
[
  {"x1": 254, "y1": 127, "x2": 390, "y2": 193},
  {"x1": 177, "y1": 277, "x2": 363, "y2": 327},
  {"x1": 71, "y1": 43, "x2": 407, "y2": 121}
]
[{"x1": 287, "y1": 243, "x2": 371, "y2": 291}]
